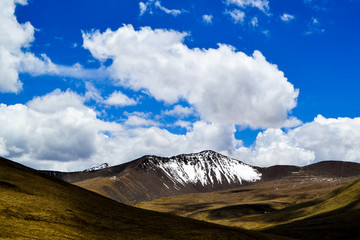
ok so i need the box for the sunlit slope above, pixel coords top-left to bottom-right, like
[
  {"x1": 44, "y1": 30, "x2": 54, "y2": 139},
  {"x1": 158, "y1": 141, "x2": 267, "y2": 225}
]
[
  {"x1": 262, "y1": 178, "x2": 360, "y2": 239},
  {"x1": 0, "y1": 157, "x2": 286, "y2": 240},
  {"x1": 137, "y1": 175, "x2": 354, "y2": 227},
  {"x1": 137, "y1": 175, "x2": 360, "y2": 239}
]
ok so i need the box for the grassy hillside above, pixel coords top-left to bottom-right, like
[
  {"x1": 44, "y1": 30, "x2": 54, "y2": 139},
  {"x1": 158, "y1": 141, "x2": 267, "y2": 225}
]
[
  {"x1": 137, "y1": 175, "x2": 360, "y2": 239},
  {"x1": 262, "y1": 179, "x2": 360, "y2": 239},
  {"x1": 137, "y1": 175, "x2": 354, "y2": 228},
  {"x1": 0, "y1": 157, "x2": 286, "y2": 240}
]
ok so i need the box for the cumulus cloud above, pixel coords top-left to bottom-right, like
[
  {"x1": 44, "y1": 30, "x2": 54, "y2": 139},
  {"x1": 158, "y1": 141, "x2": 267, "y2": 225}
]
[
  {"x1": 0, "y1": 0, "x2": 110, "y2": 94},
  {"x1": 2, "y1": 89, "x2": 360, "y2": 171},
  {"x1": 234, "y1": 128, "x2": 315, "y2": 167},
  {"x1": 250, "y1": 17, "x2": 259, "y2": 27},
  {"x1": 225, "y1": 9, "x2": 245, "y2": 23},
  {"x1": 0, "y1": 0, "x2": 61, "y2": 93},
  {"x1": 139, "y1": 2, "x2": 148, "y2": 16},
  {"x1": 289, "y1": 115, "x2": 360, "y2": 162},
  {"x1": 234, "y1": 115, "x2": 360, "y2": 167},
  {"x1": 174, "y1": 120, "x2": 192, "y2": 130},
  {"x1": 0, "y1": 137, "x2": 9, "y2": 156},
  {"x1": 0, "y1": 0, "x2": 34, "y2": 93},
  {"x1": 163, "y1": 105, "x2": 194, "y2": 118},
  {"x1": 0, "y1": 89, "x2": 241, "y2": 170},
  {"x1": 83, "y1": 25, "x2": 299, "y2": 129},
  {"x1": 154, "y1": 1, "x2": 183, "y2": 16},
  {"x1": 123, "y1": 111, "x2": 158, "y2": 127},
  {"x1": 139, "y1": 0, "x2": 185, "y2": 17},
  {"x1": 202, "y1": 14, "x2": 213, "y2": 24},
  {"x1": 104, "y1": 91, "x2": 137, "y2": 107},
  {"x1": 226, "y1": 0, "x2": 270, "y2": 14},
  {"x1": 0, "y1": 90, "x2": 100, "y2": 163},
  {"x1": 280, "y1": 13, "x2": 295, "y2": 22}
]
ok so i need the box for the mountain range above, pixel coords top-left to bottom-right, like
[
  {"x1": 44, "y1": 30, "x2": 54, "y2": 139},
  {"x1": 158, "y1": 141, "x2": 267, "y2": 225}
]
[{"x1": 45, "y1": 150, "x2": 360, "y2": 204}]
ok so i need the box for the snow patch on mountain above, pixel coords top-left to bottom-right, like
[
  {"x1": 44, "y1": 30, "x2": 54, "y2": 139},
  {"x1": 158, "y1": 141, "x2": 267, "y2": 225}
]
[
  {"x1": 144, "y1": 150, "x2": 261, "y2": 186},
  {"x1": 84, "y1": 163, "x2": 110, "y2": 172}
]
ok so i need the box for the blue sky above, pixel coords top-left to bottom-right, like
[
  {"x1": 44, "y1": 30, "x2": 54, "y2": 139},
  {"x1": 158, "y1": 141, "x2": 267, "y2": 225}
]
[{"x1": 1, "y1": 0, "x2": 360, "y2": 170}]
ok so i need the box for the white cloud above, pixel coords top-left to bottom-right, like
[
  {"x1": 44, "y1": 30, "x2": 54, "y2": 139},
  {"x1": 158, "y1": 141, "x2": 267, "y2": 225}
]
[
  {"x1": 0, "y1": 137, "x2": 9, "y2": 156},
  {"x1": 288, "y1": 115, "x2": 360, "y2": 162},
  {"x1": 0, "y1": 0, "x2": 110, "y2": 94},
  {"x1": 174, "y1": 120, "x2": 192, "y2": 130},
  {"x1": 226, "y1": 0, "x2": 270, "y2": 14},
  {"x1": 125, "y1": 115, "x2": 158, "y2": 127},
  {"x1": 2, "y1": 89, "x2": 360, "y2": 171},
  {"x1": 139, "y1": 2, "x2": 148, "y2": 16},
  {"x1": 280, "y1": 13, "x2": 295, "y2": 22},
  {"x1": 104, "y1": 91, "x2": 137, "y2": 107},
  {"x1": 84, "y1": 81, "x2": 103, "y2": 102},
  {"x1": 0, "y1": 90, "x2": 101, "y2": 164},
  {"x1": 139, "y1": 0, "x2": 184, "y2": 17},
  {"x1": 0, "y1": 0, "x2": 34, "y2": 93},
  {"x1": 234, "y1": 128, "x2": 315, "y2": 167},
  {"x1": 0, "y1": 89, "x2": 241, "y2": 171},
  {"x1": 304, "y1": 17, "x2": 325, "y2": 35},
  {"x1": 234, "y1": 115, "x2": 360, "y2": 167},
  {"x1": 225, "y1": 9, "x2": 245, "y2": 23},
  {"x1": 0, "y1": 0, "x2": 61, "y2": 93},
  {"x1": 250, "y1": 16, "x2": 259, "y2": 27},
  {"x1": 83, "y1": 25, "x2": 300, "y2": 129},
  {"x1": 154, "y1": 1, "x2": 183, "y2": 16},
  {"x1": 163, "y1": 105, "x2": 194, "y2": 117},
  {"x1": 55, "y1": 63, "x2": 109, "y2": 80},
  {"x1": 202, "y1": 14, "x2": 213, "y2": 24},
  {"x1": 84, "y1": 83, "x2": 137, "y2": 107}
]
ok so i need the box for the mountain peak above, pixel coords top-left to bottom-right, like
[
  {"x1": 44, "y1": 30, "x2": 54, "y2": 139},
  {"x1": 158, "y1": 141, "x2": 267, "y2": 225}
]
[
  {"x1": 84, "y1": 163, "x2": 110, "y2": 172},
  {"x1": 141, "y1": 150, "x2": 261, "y2": 187}
]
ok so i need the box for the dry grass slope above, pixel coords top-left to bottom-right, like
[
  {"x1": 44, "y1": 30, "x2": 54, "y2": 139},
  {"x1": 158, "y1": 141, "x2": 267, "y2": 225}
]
[
  {"x1": 137, "y1": 175, "x2": 360, "y2": 239},
  {"x1": 262, "y1": 179, "x2": 360, "y2": 239},
  {"x1": 0, "y1": 157, "x2": 287, "y2": 240}
]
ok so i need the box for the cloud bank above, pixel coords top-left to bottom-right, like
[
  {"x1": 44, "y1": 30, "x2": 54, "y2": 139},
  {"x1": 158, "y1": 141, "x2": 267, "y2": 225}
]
[
  {"x1": 83, "y1": 25, "x2": 300, "y2": 129},
  {"x1": 1, "y1": 89, "x2": 360, "y2": 171}
]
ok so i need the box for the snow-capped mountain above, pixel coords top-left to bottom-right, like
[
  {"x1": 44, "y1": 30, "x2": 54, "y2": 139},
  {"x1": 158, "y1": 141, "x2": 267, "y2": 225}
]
[
  {"x1": 46, "y1": 150, "x2": 262, "y2": 204},
  {"x1": 141, "y1": 150, "x2": 261, "y2": 187},
  {"x1": 84, "y1": 163, "x2": 110, "y2": 172},
  {"x1": 44, "y1": 150, "x2": 360, "y2": 205}
]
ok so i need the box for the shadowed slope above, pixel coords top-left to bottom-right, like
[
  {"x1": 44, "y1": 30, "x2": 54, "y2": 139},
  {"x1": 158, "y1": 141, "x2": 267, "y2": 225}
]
[{"x1": 0, "y1": 157, "x2": 286, "y2": 240}]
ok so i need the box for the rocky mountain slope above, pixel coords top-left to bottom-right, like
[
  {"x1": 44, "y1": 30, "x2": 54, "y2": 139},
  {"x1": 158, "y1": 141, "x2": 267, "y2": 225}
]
[{"x1": 47, "y1": 150, "x2": 262, "y2": 204}]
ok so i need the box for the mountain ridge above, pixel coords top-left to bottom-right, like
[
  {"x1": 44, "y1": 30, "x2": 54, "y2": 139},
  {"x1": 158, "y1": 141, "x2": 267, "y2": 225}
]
[{"x1": 44, "y1": 150, "x2": 360, "y2": 205}]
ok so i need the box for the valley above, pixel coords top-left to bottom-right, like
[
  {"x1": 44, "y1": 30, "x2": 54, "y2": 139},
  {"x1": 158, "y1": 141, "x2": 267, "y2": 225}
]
[{"x1": 137, "y1": 174, "x2": 357, "y2": 230}]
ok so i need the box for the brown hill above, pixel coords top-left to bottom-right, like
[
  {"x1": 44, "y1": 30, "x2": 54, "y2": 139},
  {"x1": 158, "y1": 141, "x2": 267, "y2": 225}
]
[
  {"x1": 46, "y1": 150, "x2": 263, "y2": 204},
  {"x1": 0, "y1": 156, "x2": 287, "y2": 240}
]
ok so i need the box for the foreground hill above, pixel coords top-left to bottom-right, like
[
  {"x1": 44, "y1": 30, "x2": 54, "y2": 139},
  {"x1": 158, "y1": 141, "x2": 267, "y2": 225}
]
[
  {"x1": 0, "y1": 156, "x2": 288, "y2": 240},
  {"x1": 46, "y1": 150, "x2": 360, "y2": 206}
]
